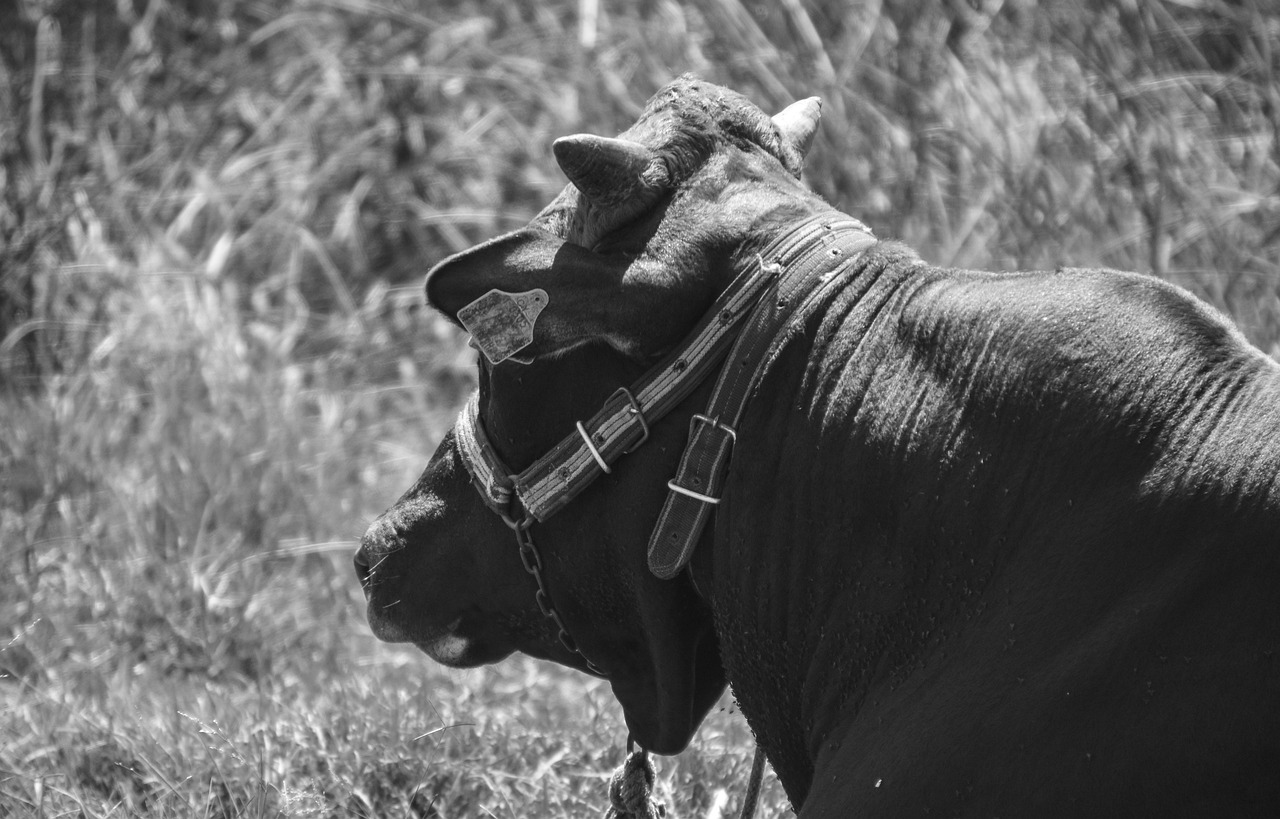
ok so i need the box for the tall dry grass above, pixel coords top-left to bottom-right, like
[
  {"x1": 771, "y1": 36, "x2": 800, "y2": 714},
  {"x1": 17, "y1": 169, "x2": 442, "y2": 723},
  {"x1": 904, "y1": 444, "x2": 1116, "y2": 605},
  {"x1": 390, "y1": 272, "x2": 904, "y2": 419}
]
[{"x1": 1, "y1": 0, "x2": 1278, "y2": 815}]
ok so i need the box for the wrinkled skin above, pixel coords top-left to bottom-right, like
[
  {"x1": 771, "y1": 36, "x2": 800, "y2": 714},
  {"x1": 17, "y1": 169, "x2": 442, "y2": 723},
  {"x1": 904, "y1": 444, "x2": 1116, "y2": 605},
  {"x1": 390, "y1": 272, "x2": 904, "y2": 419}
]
[{"x1": 357, "y1": 76, "x2": 1280, "y2": 815}]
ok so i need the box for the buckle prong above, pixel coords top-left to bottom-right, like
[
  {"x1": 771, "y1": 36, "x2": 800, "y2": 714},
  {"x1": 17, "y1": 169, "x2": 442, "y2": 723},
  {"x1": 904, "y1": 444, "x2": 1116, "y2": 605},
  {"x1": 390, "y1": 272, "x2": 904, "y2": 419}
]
[
  {"x1": 613, "y1": 387, "x2": 650, "y2": 454},
  {"x1": 692, "y1": 413, "x2": 737, "y2": 442}
]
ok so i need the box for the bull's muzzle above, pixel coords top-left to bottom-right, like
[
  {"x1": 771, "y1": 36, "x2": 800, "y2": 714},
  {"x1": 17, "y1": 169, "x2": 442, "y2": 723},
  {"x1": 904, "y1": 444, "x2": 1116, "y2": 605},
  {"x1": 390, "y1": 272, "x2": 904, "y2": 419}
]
[{"x1": 354, "y1": 512, "x2": 407, "y2": 595}]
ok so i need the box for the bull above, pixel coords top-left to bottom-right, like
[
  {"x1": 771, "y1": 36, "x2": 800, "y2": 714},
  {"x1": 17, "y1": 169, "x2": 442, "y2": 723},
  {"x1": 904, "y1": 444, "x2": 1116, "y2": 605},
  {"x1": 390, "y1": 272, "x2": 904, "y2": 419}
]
[{"x1": 355, "y1": 75, "x2": 1280, "y2": 816}]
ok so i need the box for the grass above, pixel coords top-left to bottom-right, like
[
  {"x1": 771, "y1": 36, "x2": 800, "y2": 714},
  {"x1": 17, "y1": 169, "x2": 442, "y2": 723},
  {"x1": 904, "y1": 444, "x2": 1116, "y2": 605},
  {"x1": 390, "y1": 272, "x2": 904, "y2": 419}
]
[
  {"x1": 3, "y1": 651, "x2": 773, "y2": 816},
  {"x1": 1, "y1": 0, "x2": 1278, "y2": 816}
]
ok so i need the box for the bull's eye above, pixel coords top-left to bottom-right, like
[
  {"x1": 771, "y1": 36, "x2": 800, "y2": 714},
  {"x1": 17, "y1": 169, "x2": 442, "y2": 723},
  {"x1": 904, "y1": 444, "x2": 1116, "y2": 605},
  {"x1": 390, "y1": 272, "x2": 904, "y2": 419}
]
[{"x1": 588, "y1": 191, "x2": 673, "y2": 255}]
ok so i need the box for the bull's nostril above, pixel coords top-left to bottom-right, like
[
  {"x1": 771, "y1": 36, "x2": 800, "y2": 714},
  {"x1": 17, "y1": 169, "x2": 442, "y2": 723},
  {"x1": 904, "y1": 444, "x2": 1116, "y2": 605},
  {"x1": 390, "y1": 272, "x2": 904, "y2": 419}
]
[{"x1": 354, "y1": 547, "x2": 373, "y2": 586}]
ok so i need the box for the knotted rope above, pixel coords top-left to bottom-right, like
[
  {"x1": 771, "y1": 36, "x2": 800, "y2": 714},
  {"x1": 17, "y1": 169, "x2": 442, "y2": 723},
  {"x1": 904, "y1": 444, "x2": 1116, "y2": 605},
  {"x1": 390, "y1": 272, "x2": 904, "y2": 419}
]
[
  {"x1": 603, "y1": 744, "x2": 766, "y2": 819},
  {"x1": 604, "y1": 748, "x2": 666, "y2": 819}
]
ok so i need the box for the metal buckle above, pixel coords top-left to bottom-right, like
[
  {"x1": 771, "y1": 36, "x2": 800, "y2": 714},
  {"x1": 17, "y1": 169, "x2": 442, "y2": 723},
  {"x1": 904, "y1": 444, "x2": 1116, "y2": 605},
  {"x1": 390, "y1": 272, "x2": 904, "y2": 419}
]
[
  {"x1": 613, "y1": 387, "x2": 650, "y2": 454},
  {"x1": 665, "y1": 414, "x2": 738, "y2": 505},
  {"x1": 691, "y1": 412, "x2": 737, "y2": 443},
  {"x1": 575, "y1": 388, "x2": 650, "y2": 471}
]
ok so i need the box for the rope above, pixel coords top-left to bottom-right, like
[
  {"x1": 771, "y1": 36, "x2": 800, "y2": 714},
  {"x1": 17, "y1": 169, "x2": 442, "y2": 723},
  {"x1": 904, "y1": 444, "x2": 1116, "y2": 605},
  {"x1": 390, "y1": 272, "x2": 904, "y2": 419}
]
[
  {"x1": 604, "y1": 749, "x2": 667, "y2": 818},
  {"x1": 738, "y1": 747, "x2": 766, "y2": 819},
  {"x1": 603, "y1": 744, "x2": 767, "y2": 819}
]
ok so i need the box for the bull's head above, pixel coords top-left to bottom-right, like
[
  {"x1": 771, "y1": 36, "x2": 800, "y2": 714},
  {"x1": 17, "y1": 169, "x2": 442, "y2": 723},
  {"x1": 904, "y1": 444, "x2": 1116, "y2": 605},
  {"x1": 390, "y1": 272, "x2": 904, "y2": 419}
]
[{"x1": 355, "y1": 76, "x2": 827, "y2": 754}]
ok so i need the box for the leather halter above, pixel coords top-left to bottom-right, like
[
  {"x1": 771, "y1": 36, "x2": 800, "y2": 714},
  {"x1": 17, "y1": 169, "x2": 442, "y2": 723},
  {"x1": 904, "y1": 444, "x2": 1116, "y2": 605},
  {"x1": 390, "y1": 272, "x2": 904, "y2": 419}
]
[{"x1": 453, "y1": 213, "x2": 876, "y2": 669}]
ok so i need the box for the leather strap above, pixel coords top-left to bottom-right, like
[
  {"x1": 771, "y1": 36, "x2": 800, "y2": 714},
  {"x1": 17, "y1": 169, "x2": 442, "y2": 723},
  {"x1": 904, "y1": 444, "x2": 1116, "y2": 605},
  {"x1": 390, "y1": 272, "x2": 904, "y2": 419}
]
[
  {"x1": 512, "y1": 251, "x2": 778, "y2": 521},
  {"x1": 456, "y1": 392, "x2": 517, "y2": 519},
  {"x1": 454, "y1": 218, "x2": 841, "y2": 524},
  {"x1": 454, "y1": 212, "x2": 874, "y2": 549},
  {"x1": 647, "y1": 218, "x2": 877, "y2": 578}
]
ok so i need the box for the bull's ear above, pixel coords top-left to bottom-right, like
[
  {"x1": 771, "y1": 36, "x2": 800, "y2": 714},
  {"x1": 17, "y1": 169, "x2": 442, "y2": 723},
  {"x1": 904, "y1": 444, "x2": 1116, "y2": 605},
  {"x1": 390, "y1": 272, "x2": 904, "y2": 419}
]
[
  {"x1": 772, "y1": 96, "x2": 822, "y2": 158},
  {"x1": 552, "y1": 135, "x2": 662, "y2": 206},
  {"x1": 426, "y1": 228, "x2": 653, "y2": 363}
]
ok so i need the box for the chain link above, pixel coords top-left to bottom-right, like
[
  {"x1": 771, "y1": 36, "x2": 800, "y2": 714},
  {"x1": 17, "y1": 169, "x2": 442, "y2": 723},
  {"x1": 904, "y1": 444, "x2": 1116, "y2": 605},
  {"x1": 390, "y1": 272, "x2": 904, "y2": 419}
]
[{"x1": 512, "y1": 518, "x2": 605, "y2": 676}]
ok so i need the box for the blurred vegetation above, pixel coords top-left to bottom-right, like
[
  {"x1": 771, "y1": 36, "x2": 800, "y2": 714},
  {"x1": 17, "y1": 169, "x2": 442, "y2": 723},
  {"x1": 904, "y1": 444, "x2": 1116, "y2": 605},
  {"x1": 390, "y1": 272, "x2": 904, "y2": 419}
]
[{"x1": 1, "y1": 0, "x2": 1277, "y2": 815}]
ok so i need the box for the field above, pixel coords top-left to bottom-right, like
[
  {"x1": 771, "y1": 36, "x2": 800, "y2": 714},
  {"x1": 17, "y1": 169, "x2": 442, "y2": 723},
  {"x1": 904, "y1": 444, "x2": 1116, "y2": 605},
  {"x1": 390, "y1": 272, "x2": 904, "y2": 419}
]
[{"x1": 1, "y1": 0, "x2": 1277, "y2": 816}]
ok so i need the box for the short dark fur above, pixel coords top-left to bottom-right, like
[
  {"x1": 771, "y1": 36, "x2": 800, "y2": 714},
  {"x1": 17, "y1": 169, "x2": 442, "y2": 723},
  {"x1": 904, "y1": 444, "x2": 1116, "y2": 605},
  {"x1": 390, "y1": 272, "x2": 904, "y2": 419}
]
[
  {"x1": 359, "y1": 78, "x2": 1280, "y2": 817},
  {"x1": 531, "y1": 75, "x2": 805, "y2": 250},
  {"x1": 630, "y1": 74, "x2": 805, "y2": 180}
]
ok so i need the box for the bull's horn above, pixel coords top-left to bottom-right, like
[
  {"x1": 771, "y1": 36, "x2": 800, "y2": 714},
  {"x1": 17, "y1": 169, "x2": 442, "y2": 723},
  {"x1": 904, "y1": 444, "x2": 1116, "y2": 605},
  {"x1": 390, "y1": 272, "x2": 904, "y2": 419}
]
[
  {"x1": 772, "y1": 96, "x2": 822, "y2": 157},
  {"x1": 552, "y1": 135, "x2": 655, "y2": 204}
]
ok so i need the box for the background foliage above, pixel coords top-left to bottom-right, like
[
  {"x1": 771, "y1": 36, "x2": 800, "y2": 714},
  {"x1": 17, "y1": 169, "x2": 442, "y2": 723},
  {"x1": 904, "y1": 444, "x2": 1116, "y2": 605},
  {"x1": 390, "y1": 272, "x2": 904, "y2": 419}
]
[{"x1": 2, "y1": 0, "x2": 1277, "y2": 815}]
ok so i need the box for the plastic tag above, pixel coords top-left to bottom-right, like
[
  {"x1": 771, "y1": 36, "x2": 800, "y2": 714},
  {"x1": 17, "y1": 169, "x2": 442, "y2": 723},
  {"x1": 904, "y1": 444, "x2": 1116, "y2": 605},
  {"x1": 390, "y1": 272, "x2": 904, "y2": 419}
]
[{"x1": 457, "y1": 288, "x2": 549, "y2": 364}]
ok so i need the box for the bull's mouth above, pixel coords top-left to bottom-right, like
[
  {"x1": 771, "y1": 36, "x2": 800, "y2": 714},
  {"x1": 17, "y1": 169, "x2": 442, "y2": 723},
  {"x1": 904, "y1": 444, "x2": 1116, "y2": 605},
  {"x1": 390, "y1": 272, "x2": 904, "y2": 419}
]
[
  {"x1": 414, "y1": 631, "x2": 513, "y2": 668},
  {"x1": 365, "y1": 605, "x2": 513, "y2": 668}
]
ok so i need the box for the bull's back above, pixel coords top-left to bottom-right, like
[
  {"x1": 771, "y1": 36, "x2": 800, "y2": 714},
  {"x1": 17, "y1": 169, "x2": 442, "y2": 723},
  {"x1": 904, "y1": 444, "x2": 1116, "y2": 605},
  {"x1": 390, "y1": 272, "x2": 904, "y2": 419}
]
[{"x1": 742, "y1": 257, "x2": 1280, "y2": 815}]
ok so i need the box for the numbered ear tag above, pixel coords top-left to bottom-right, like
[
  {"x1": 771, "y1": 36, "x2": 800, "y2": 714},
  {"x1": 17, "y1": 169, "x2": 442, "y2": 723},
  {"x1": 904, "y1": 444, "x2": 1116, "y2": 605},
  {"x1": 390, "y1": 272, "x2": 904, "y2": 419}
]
[{"x1": 457, "y1": 288, "x2": 549, "y2": 364}]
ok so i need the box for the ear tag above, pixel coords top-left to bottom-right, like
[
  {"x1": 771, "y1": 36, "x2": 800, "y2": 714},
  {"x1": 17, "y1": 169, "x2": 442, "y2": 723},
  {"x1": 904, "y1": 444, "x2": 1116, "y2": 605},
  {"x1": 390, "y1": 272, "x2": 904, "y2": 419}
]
[{"x1": 456, "y1": 288, "x2": 549, "y2": 364}]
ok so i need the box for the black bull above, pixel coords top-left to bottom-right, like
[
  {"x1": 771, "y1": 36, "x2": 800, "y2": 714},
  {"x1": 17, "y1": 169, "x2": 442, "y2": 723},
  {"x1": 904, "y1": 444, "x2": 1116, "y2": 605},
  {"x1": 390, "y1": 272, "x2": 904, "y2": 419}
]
[{"x1": 355, "y1": 76, "x2": 1280, "y2": 816}]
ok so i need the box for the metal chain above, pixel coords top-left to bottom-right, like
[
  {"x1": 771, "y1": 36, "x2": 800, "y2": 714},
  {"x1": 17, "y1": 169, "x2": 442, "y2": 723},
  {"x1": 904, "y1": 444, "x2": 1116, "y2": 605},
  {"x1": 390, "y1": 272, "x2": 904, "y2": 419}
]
[
  {"x1": 509, "y1": 516, "x2": 606, "y2": 676},
  {"x1": 513, "y1": 515, "x2": 761, "y2": 817}
]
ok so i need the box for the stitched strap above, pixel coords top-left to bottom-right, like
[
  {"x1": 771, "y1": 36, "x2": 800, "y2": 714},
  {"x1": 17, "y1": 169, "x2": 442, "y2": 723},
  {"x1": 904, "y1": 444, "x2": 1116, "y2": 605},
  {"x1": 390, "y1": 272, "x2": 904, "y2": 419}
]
[
  {"x1": 455, "y1": 219, "x2": 820, "y2": 524},
  {"x1": 647, "y1": 219, "x2": 877, "y2": 579},
  {"x1": 452, "y1": 263, "x2": 772, "y2": 523},
  {"x1": 453, "y1": 213, "x2": 874, "y2": 533},
  {"x1": 507, "y1": 214, "x2": 868, "y2": 521},
  {"x1": 456, "y1": 393, "x2": 515, "y2": 518},
  {"x1": 512, "y1": 253, "x2": 779, "y2": 521}
]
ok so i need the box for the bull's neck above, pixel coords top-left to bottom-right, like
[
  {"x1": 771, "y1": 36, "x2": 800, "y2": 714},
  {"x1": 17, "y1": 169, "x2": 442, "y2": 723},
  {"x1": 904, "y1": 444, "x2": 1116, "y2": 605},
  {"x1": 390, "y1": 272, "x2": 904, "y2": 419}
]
[
  {"x1": 728, "y1": 203, "x2": 850, "y2": 274},
  {"x1": 696, "y1": 241, "x2": 935, "y2": 806}
]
